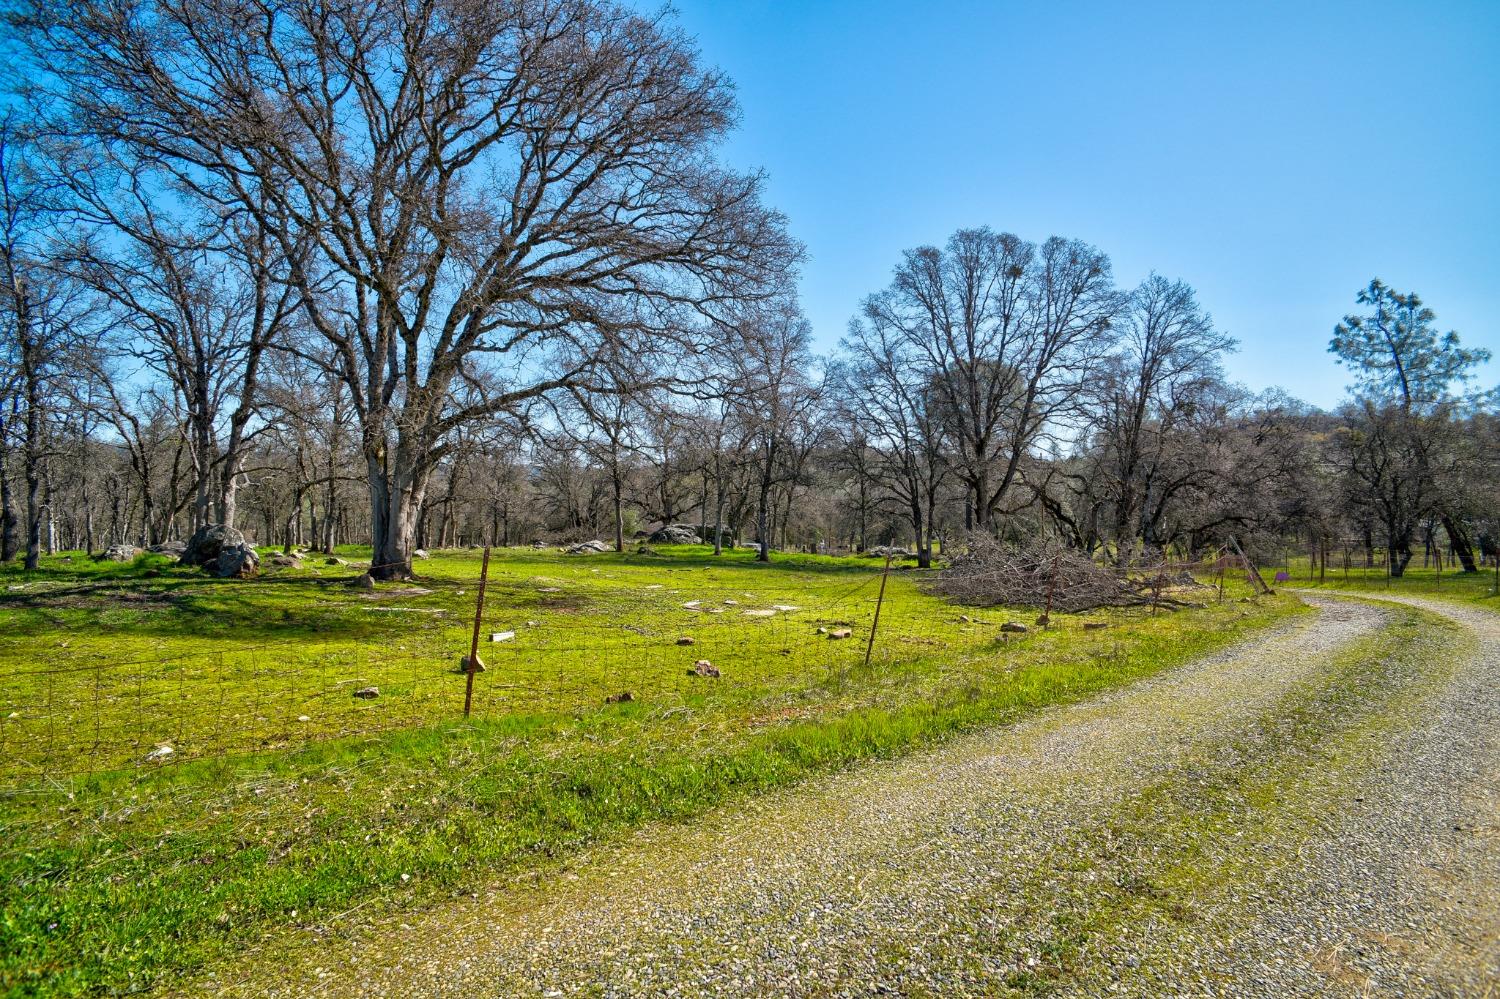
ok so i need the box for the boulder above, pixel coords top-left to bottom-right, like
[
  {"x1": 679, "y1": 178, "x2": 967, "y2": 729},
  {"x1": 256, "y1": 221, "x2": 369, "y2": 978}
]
[
  {"x1": 215, "y1": 544, "x2": 260, "y2": 579},
  {"x1": 1000, "y1": 621, "x2": 1028, "y2": 633},
  {"x1": 687, "y1": 659, "x2": 720, "y2": 678},
  {"x1": 148, "y1": 540, "x2": 187, "y2": 557},
  {"x1": 648, "y1": 524, "x2": 699, "y2": 545},
  {"x1": 349, "y1": 573, "x2": 376, "y2": 590},
  {"x1": 99, "y1": 544, "x2": 141, "y2": 562},
  {"x1": 268, "y1": 554, "x2": 302, "y2": 569},
  {"x1": 181, "y1": 524, "x2": 246, "y2": 568},
  {"x1": 635, "y1": 544, "x2": 659, "y2": 556},
  {"x1": 565, "y1": 539, "x2": 611, "y2": 555},
  {"x1": 325, "y1": 556, "x2": 346, "y2": 566},
  {"x1": 413, "y1": 549, "x2": 430, "y2": 560}
]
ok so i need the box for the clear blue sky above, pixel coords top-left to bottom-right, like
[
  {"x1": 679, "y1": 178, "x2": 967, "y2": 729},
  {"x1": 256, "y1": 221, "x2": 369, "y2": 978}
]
[{"x1": 645, "y1": 0, "x2": 1499, "y2": 408}]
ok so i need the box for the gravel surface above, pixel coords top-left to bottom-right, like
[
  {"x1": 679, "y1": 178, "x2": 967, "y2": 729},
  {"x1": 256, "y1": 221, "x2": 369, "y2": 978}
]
[
  {"x1": 1156, "y1": 591, "x2": 1499, "y2": 998},
  {"x1": 193, "y1": 594, "x2": 1498, "y2": 998}
]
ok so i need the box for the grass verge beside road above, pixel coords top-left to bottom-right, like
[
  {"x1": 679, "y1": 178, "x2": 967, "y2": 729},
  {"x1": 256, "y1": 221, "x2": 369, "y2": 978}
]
[{"x1": 1, "y1": 547, "x2": 1298, "y2": 997}]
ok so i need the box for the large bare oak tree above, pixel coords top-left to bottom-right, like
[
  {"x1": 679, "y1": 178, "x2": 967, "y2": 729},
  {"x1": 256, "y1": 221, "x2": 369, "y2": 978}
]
[{"x1": 20, "y1": 0, "x2": 796, "y2": 577}]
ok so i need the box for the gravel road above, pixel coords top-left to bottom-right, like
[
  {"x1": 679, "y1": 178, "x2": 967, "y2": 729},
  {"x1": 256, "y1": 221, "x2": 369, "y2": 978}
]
[{"x1": 196, "y1": 593, "x2": 1498, "y2": 998}]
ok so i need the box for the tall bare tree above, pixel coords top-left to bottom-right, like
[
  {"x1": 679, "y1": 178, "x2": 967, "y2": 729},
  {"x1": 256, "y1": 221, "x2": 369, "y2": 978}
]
[
  {"x1": 22, "y1": 0, "x2": 797, "y2": 578},
  {"x1": 860, "y1": 228, "x2": 1119, "y2": 532}
]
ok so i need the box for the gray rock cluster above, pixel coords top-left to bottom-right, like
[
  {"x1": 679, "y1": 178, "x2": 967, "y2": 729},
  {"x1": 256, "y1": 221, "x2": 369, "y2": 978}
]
[
  {"x1": 179, "y1": 524, "x2": 259, "y2": 579},
  {"x1": 648, "y1": 524, "x2": 700, "y2": 545}
]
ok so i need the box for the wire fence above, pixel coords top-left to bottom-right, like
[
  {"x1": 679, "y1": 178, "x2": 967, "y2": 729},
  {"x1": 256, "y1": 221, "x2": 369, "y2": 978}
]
[
  {"x1": 0, "y1": 565, "x2": 921, "y2": 791},
  {"x1": 0, "y1": 546, "x2": 1265, "y2": 794}
]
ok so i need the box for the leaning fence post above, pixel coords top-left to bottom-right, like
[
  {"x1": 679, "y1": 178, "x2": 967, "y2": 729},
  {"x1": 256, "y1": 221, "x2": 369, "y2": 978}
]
[
  {"x1": 863, "y1": 553, "x2": 894, "y2": 669},
  {"x1": 463, "y1": 546, "x2": 492, "y2": 718}
]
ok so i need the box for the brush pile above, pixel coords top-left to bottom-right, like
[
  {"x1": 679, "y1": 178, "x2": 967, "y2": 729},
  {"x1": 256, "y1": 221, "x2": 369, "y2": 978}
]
[{"x1": 929, "y1": 535, "x2": 1202, "y2": 612}]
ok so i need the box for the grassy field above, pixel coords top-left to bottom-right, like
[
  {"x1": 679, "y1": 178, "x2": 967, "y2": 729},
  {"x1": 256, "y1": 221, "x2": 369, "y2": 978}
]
[
  {"x1": 0, "y1": 545, "x2": 1299, "y2": 997},
  {"x1": 1261, "y1": 554, "x2": 1500, "y2": 607}
]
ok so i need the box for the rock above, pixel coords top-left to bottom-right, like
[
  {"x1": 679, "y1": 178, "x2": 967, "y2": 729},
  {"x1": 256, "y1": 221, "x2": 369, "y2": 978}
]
[
  {"x1": 635, "y1": 544, "x2": 658, "y2": 556},
  {"x1": 349, "y1": 573, "x2": 376, "y2": 590},
  {"x1": 148, "y1": 540, "x2": 187, "y2": 557},
  {"x1": 771, "y1": 604, "x2": 800, "y2": 612},
  {"x1": 144, "y1": 743, "x2": 174, "y2": 761},
  {"x1": 99, "y1": 544, "x2": 141, "y2": 562},
  {"x1": 816, "y1": 626, "x2": 828, "y2": 635},
  {"x1": 682, "y1": 600, "x2": 702, "y2": 609},
  {"x1": 296, "y1": 715, "x2": 311, "y2": 722},
  {"x1": 181, "y1": 524, "x2": 246, "y2": 567},
  {"x1": 352, "y1": 686, "x2": 379, "y2": 699},
  {"x1": 676, "y1": 636, "x2": 695, "y2": 646},
  {"x1": 457, "y1": 654, "x2": 485, "y2": 673},
  {"x1": 413, "y1": 549, "x2": 430, "y2": 559},
  {"x1": 865, "y1": 545, "x2": 913, "y2": 559},
  {"x1": 526, "y1": 620, "x2": 539, "y2": 627},
  {"x1": 828, "y1": 628, "x2": 852, "y2": 640},
  {"x1": 268, "y1": 554, "x2": 302, "y2": 569},
  {"x1": 743, "y1": 609, "x2": 775, "y2": 617},
  {"x1": 1083, "y1": 621, "x2": 1110, "y2": 631},
  {"x1": 1034, "y1": 613, "x2": 1050, "y2": 628},
  {"x1": 489, "y1": 631, "x2": 515, "y2": 643},
  {"x1": 531, "y1": 540, "x2": 549, "y2": 549},
  {"x1": 565, "y1": 539, "x2": 610, "y2": 555},
  {"x1": 687, "y1": 659, "x2": 720, "y2": 678},
  {"x1": 325, "y1": 556, "x2": 346, "y2": 566},
  {"x1": 648, "y1": 524, "x2": 700, "y2": 545},
  {"x1": 722, "y1": 598, "x2": 738, "y2": 606},
  {"x1": 1000, "y1": 622, "x2": 1028, "y2": 633},
  {"x1": 215, "y1": 544, "x2": 260, "y2": 579},
  {"x1": 604, "y1": 691, "x2": 634, "y2": 704}
]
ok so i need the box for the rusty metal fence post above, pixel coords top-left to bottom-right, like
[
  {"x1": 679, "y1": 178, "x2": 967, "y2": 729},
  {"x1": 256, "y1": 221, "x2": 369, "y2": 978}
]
[
  {"x1": 463, "y1": 546, "x2": 492, "y2": 718},
  {"x1": 863, "y1": 553, "x2": 894, "y2": 669}
]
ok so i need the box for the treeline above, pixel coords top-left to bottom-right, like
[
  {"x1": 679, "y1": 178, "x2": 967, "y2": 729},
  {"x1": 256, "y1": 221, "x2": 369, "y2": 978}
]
[{"x1": 0, "y1": 0, "x2": 1494, "y2": 578}]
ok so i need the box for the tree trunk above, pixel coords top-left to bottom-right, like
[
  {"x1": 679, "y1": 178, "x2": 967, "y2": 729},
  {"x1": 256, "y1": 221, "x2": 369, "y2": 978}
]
[
  {"x1": 756, "y1": 481, "x2": 771, "y2": 563},
  {"x1": 612, "y1": 466, "x2": 625, "y2": 553},
  {"x1": 368, "y1": 448, "x2": 430, "y2": 581},
  {"x1": 1441, "y1": 515, "x2": 1479, "y2": 573},
  {"x1": 0, "y1": 443, "x2": 18, "y2": 562}
]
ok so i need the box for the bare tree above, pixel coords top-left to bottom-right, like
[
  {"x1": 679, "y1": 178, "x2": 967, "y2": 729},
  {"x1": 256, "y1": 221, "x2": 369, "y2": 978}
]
[
  {"x1": 860, "y1": 228, "x2": 1120, "y2": 532},
  {"x1": 836, "y1": 310, "x2": 950, "y2": 568},
  {"x1": 1087, "y1": 275, "x2": 1234, "y2": 559},
  {"x1": 734, "y1": 300, "x2": 820, "y2": 562},
  {"x1": 22, "y1": 0, "x2": 797, "y2": 578}
]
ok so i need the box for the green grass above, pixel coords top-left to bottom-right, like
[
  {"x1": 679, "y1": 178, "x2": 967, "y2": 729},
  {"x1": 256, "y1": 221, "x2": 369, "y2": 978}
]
[
  {"x1": 0, "y1": 545, "x2": 1298, "y2": 997},
  {"x1": 1262, "y1": 553, "x2": 1500, "y2": 608}
]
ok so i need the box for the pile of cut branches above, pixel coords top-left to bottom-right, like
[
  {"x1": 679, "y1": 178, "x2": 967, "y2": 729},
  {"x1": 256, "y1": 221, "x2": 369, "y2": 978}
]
[{"x1": 928, "y1": 535, "x2": 1203, "y2": 612}]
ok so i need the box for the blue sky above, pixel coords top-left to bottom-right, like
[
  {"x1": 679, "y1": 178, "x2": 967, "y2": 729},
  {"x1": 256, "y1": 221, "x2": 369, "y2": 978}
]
[{"x1": 648, "y1": 0, "x2": 1499, "y2": 408}]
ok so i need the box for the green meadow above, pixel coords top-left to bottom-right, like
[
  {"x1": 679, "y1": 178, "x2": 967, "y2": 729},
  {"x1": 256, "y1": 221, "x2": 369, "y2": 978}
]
[{"x1": 0, "y1": 545, "x2": 1297, "y2": 997}]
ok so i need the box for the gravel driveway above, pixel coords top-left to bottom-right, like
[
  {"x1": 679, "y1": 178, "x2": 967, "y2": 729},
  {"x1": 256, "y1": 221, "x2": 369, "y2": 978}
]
[{"x1": 195, "y1": 593, "x2": 1498, "y2": 998}]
